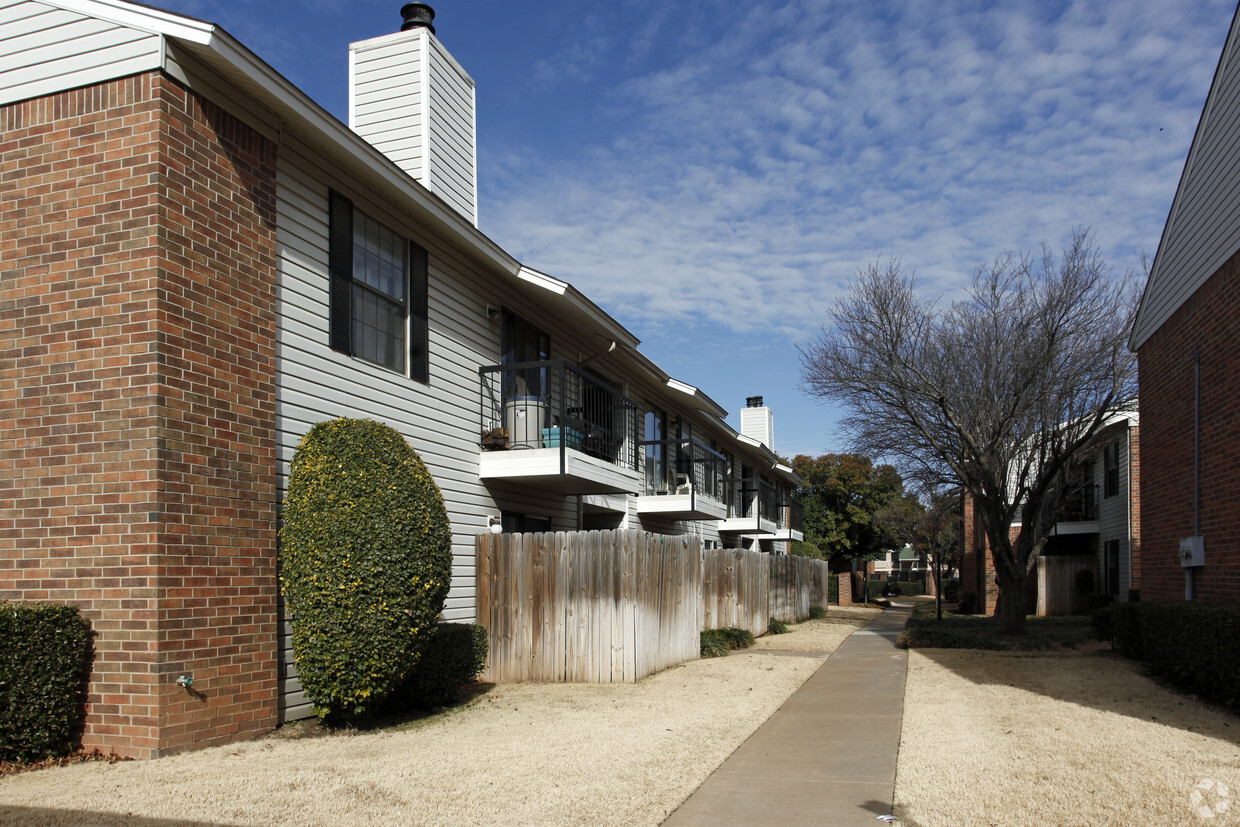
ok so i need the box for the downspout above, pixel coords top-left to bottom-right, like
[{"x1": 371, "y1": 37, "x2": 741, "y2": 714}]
[
  {"x1": 1125, "y1": 424, "x2": 1133, "y2": 599},
  {"x1": 1189, "y1": 350, "x2": 1201, "y2": 601}
]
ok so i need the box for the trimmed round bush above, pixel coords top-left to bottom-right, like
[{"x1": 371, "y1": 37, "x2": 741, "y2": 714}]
[{"x1": 281, "y1": 418, "x2": 452, "y2": 719}]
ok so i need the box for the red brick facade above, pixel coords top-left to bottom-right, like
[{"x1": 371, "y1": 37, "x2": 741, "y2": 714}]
[
  {"x1": 1137, "y1": 249, "x2": 1240, "y2": 603},
  {"x1": 959, "y1": 493, "x2": 1001, "y2": 616},
  {"x1": 0, "y1": 73, "x2": 279, "y2": 757}
]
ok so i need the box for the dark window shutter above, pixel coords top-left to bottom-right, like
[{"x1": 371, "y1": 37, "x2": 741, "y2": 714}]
[
  {"x1": 328, "y1": 190, "x2": 354, "y2": 354},
  {"x1": 409, "y1": 240, "x2": 429, "y2": 382}
]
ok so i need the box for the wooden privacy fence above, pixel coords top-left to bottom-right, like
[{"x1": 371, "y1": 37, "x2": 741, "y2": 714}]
[
  {"x1": 700, "y1": 546, "x2": 769, "y2": 636},
  {"x1": 477, "y1": 529, "x2": 832, "y2": 683},
  {"x1": 476, "y1": 529, "x2": 701, "y2": 683},
  {"x1": 768, "y1": 554, "x2": 831, "y2": 624},
  {"x1": 1036, "y1": 554, "x2": 1096, "y2": 617}
]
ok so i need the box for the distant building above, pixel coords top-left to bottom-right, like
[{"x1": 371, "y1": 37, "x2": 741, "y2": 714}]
[{"x1": 960, "y1": 413, "x2": 1140, "y2": 616}]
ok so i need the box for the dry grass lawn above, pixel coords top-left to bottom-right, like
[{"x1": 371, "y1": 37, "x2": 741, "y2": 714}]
[
  {"x1": 0, "y1": 607, "x2": 880, "y2": 826},
  {"x1": 895, "y1": 646, "x2": 1240, "y2": 826}
]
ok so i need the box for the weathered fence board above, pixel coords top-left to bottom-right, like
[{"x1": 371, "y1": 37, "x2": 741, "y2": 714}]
[{"x1": 476, "y1": 531, "x2": 831, "y2": 683}]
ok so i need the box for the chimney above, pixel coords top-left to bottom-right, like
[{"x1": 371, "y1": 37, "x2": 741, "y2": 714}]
[
  {"x1": 400, "y1": 3, "x2": 435, "y2": 33},
  {"x1": 349, "y1": 4, "x2": 479, "y2": 226},
  {"x1": 740, "y1": 396, "x2": 775, "y2": 450}
]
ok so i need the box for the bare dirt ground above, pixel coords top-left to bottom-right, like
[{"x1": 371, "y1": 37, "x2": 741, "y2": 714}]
[
  {"x1": 894, "y1": 646, "x2": 1240, "y2": 826},
  {"x1": 0, "y1": 607, "x2": 880, "y2": 827}
]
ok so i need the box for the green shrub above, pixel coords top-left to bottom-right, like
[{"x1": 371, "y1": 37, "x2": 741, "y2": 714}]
[
  {"x1": 0, "y1": 602, "x2": 92, "y2": 762},
  {"x1": 281, "y1": 418, "x2": 452, "y2": 719},
  {"x1": 1090, "y1": 605, "x2": 1112, "y2": 643},
  {"x1": 700, "y1": 631, "x2": 729, "y2": 658},
  {"x1": 828, "y1": 575, "x2": 839, "y2": 604},
  {"x1": 1110, "y1": 601, "x2": 1143, "y2": 657},
  {"x1": 700, "y1": 627, "x2": 755, "y2": 657},
  {"x1": 869, "y1": 580, "x2": 925, "y2": 599},
  {"x1": 1108, "y1": 601, "x2": 1240, "y2": 710},
  {"x1": 717, "y1": 627, "x2": 755, "y2": 649},
  {"x1": 942, "y1": 579, "x2": 961, "y2": 603},
  {"x1": 957, "y1": 591, "x2": 979, "y2": 614},
  {"x1": 768, "y1": 617, "x2": 789, "y2": 635},
  {"x1": 900, "y1": 614, "x2": 1092, "y2": 651},
  {"x1": 1127, "y1": 588, "x2": 1141, "y2": 602},
  {"x1": 1086, "y1": 593, "x2": 1115, "y2": 613},
  {"x1": 809, "y1": 606, "x2": 827, "y2": 620},
  {"x1": 390, "y1": 623, "x2": 488, "y2": 709}
]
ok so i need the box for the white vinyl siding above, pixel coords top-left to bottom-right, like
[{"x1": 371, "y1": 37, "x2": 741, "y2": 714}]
[
  {"x1": 348, "y1": 26, "x2": 477, "y2": 226},
  {"x1": 1095, "y1": 425, "x2": 1135, "y2": 597},
  {"x1": 350, "y1": 33, "x2": 425, "y2": 180},
  {"x1": 1133, "y1": 12, "x2": 1240, "y2": 348},
  {"x1": 0, "y1": 1, "x2": 161, "y2": 105},
  {"x1": 425, "y1": 35, "x2": 476, "y2": 223}
]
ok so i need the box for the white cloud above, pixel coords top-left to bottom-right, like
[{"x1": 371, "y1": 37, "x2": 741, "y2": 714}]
[{"x1": 480, "y1": 0, "x2": 1232, "y2": 352}]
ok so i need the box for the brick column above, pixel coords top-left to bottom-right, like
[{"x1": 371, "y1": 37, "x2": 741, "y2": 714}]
[{"x1": 0, "y1": 73, "x2": 279, "y2": 757}]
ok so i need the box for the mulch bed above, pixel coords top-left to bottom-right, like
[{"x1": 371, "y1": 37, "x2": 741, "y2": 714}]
[{"x1": 0, "y1": 749, "x2": 132, "y2": 778}]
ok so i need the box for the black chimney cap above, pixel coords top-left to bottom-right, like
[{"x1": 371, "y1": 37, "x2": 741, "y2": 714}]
[
  {"x1": 401, "y1": 3, "x2": 436, "y2": 34},
  {"x1": 746, "y1": 396, "x2": 764, "y2": 408}
]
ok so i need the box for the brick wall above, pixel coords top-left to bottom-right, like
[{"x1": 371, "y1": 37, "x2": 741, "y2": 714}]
[
  {"x1": 1137, "y1": 249, "x2": 1240, "y2": 603},
  {"x1": 0, "y1": 73, "x2": 280, "y2": 757}
]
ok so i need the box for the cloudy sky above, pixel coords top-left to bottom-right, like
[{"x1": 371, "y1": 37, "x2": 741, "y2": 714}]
[{"x1": 152, "y1": 0, "x2": 1235, "y2": 459}]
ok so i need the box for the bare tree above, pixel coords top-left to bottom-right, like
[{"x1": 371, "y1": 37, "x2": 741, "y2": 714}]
[{"x1": 800, "y1": 229, "x2": 1138, "y2": 634}]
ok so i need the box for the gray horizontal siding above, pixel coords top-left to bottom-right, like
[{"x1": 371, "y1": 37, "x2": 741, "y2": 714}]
[
  {"x1": 0, "y1": 1, "x2": 161, "y2": 105},
  {"x1": 1134, "y1": 17, "x2": 1240, "y2": 347}
]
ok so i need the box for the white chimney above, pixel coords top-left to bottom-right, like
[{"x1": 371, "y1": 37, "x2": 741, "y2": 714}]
[
  {"x1": 740, "y1": 396, "x2": 774, "y2": 450},
  {"x1": 348, "y1": 3, "x2": 479, "y2": 226}
]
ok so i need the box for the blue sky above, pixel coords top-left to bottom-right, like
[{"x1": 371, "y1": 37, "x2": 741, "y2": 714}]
[{"x1": 152, "y1": 0, "x2": 1235, "y2": 460}]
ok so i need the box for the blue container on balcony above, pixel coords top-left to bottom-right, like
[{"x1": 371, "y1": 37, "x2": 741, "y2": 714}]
[{"x1": 542, "y1": 426, "x2": 583, "y2": 450}]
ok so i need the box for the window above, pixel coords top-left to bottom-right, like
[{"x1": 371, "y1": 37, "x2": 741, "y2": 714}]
[
  {"x1": 1103, "y1": 440, "x2": 1120, "y2": 498},
  {"x1": 644, "y1": 408, "x2": 667, "y2": 494},
  {"x1": 501, "y1": 512, "x2": 552, "y2": 534},
  {"x1": 329, "y1": 190, "x2": 429, "y2": 381}
]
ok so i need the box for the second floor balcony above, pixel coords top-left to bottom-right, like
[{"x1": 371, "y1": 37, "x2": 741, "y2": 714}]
[
  {"x1": 478, "y1": 360, "x2": 640, "y2": 495},
  {"x1": 1052, "y1": 483, "x2": 1099, "y2": 535},
  {"x1": 770, "y1": 499, "x2": 804, "y2": 542},
  {"x1": 717, "y1": 477, "x2": 780, "y2": 535},
  {"x1": 635, "y1": 438, "x2": 727, "y2": 521}
]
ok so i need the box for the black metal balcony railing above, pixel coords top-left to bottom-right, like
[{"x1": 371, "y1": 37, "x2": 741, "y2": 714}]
[
  {"x1": 759, "y1": 480, "x2": 780, "y2": 524},
  {"x1": 735, "y1": 477, "x2": 780, "y2": 523},
  {"x1": 1059, "y1": 483, "x2": 1099, "y2": 522},
  {"x1": 640, "y1": 438, "x2": 727, "y2": 501},
  {"x1": 479, "y1": 360, "x2": 639, "y2": 472}
]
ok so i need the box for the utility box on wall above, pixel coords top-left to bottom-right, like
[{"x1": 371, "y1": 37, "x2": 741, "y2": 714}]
[{"x1": 1178, "y1": 536, "x2": 1205, "y2": 567}]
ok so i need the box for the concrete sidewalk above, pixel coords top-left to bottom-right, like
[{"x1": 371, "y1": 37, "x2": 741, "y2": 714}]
[{"x1": 663, "y1": 604, "x2": 914, "y2": 827}]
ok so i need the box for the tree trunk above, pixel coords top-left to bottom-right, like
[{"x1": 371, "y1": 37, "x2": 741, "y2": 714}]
[
  {"x1": 933, "y1": 555, "x2": 943, "y2": 621},
  {"x1": 995, "y1": 568, "x2": 1028, "y2": 634}
]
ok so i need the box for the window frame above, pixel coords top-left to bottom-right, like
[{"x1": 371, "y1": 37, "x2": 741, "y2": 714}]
[
  {"x1": 1103, "y1": 440, "x2": 1120, "y2": 499},
  {"x1": 328, "y1": 190, "x2": 429, "y2": 382}
]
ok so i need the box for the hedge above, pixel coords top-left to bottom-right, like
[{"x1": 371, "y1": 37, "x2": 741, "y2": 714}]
[
  {"x1": 390, "y1": 623, "x2": 489, "y2": 709},
  {"x1": 0, "y1": 602, "x2": 92, "y2": 762},
  {"x1": 1108, "y1": 600, "x2": 1240, "y2": 711},
  {"x1": 865, "y1": 580, "x2": 926, "y2": 600},
  {"x1": 281, "y1": 418, "x2": 452, "y2": 719},
  {"x1": 828, "y1": 575, "x2": 839, "y2": 604}
]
